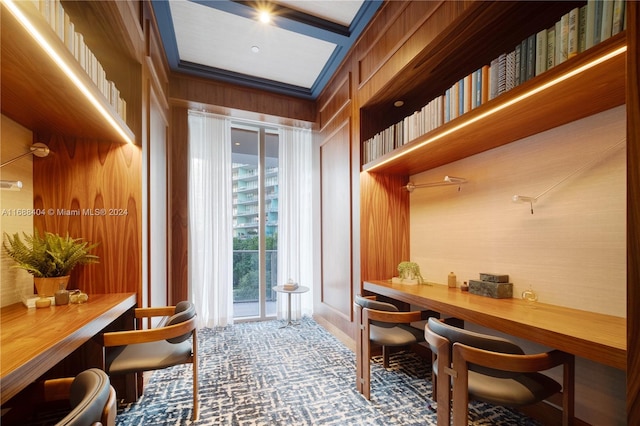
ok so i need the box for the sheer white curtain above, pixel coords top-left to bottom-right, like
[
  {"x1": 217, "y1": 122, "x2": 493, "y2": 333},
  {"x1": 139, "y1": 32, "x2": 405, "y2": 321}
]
[
  {"x1": 188, "y1": 111, "x2": 234, "y2": 328},
  {"x1": 277, "y1": 126, "x2": 313, "y2": 320}
]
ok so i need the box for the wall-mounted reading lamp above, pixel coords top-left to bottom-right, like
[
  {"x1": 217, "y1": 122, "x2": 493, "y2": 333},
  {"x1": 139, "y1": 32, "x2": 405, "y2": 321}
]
[
  {"x1": 0, "y1": 143, "x2": 50, "y2": 168},
  {"x1": 0, "y1": 143, "x2": 50, "y2": 191},
  {"x1": 404, "y1": 176, "x2": 467, "y2": 192},
  {"x1": 513, "y1": 138, "x2": 625, "y2": 214}
]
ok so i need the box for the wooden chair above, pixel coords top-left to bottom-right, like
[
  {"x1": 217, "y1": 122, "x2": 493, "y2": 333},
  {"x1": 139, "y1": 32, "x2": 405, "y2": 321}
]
[
  {"x1": 29, "y1": 368, "x2": 116, "y2": 426},
  {"x1": 102, "y1": 301, "x2": 199, "y2": 421},
  {"x1": 425, "y1": 317, "x2": 574, "y2": 426},
  {"x1": 354, "y1": 295, "x2": 426, "y2": 399}
]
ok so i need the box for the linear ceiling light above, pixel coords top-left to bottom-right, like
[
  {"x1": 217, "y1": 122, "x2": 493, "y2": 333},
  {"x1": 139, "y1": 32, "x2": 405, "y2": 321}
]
[
  {"x1": 367, "y1": 45, "x2": 627, "y2": 172},
  {"x1": 1, "y1": 0, "x2": 134, "y2": 144}
]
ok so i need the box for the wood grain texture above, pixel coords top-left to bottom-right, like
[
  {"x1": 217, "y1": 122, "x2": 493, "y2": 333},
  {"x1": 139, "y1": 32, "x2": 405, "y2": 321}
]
[
  {"x1": 0, "y1": 1, "x2": 137, "y2": 144},
  {"x1": 169, "y1": 73, "x2": 316, "y2": 124},
  {"x1": 627, "y1": 1, "x2": 640, "y2": 423},
  {"x1": 0, "y1": 293, "x2": 136, "y2": 404},
  {"x1": 320, "y1": 121, "x2": 353, "y2": 318},
  {"x1": 169, "y1": 107, "x2": 189, "y2": 303},
  {"x1": 33, "y1": 135, "x2": 142, "y2": 296},
  {"x1": 363, "y1": 34, "x2": 626, "y2": 175},
  {"x1": 365, "y1": 280, "x2": 625, "y2": 370},
  {"x1": 359, "y1": 172, "x2": 409, "y2": 284}
]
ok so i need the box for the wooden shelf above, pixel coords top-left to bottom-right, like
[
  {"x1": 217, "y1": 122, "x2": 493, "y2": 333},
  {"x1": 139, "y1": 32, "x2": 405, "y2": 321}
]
[
  {"x1": 362, "y1": 33, "x2": 626, "y2": 176},
  {"x1": 0, "y1": 1, "x2": 135, "y2": 143}
]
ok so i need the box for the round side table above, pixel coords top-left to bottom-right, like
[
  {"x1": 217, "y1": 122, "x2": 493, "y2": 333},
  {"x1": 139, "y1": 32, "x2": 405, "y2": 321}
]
[{"x1": 272, "y1": 285, "x2": 309, "y2": 327}]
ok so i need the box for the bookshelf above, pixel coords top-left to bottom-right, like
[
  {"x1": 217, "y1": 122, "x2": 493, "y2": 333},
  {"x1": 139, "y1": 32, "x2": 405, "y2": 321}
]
[
  {"x1": 359, "y1": 1, "x2": 626, "y2": 176},
  {"x1": 0, "y1": 0, "x2": 138, "y2": 144}
]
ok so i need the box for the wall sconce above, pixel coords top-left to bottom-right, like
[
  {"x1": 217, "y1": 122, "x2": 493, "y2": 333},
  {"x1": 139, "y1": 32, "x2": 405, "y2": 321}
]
[
  {"x1": 513, "y1": 138, "x2": 624, "y2": 214},
  {"x1": 404, "y1": 176, "x2": 467, "y2": 192},
  {"x1": 1, "y1": 142, "x2": 50, "y2": 168},
  {"x1": 1, "y1": 180, "x2": 23, "y2": 190}
]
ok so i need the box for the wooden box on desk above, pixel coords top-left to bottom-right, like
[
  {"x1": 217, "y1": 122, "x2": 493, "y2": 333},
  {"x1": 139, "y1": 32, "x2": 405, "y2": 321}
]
[{"x1": 468, "y1": 280, "x2": 513, "y2": 299}]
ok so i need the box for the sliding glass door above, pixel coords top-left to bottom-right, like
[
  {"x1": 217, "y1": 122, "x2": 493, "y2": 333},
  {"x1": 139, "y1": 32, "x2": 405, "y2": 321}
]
[{"x1": 231, "y1": 125, "x2": 278, "y2": 320}]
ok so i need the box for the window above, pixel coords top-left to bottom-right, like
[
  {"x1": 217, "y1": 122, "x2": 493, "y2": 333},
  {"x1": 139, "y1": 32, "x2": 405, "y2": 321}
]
[{"x1": 231, "y1": 125, "x2": 279, "y2": 319}]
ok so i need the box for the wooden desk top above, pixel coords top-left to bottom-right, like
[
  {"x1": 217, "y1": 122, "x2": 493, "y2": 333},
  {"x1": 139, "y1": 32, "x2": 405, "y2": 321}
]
[
  {"x1": 364, "y1": 280, "x2": 626, "y2": 370},
  {"x1": 1, "y1": 293, "x2": 136, "y2": 405}
]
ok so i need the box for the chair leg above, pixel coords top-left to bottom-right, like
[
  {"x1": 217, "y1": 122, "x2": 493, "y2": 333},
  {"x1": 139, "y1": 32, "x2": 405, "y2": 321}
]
[
  {"x1": 362, "y1": 322, "x2": 371, "y2": 400},
  {"x1": 192, "y1": 329, "x2": 200, "y2": 421},
  {"x1": 383, "y1": 346, "x2": 390, "y2": 369},
  {"x1": 562, "y1": 355, "x2": 575, "y2": 426}
]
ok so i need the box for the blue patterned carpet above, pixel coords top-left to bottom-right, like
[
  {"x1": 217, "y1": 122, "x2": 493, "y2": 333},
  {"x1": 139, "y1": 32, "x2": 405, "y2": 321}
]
[{"x1": 116, "y1": 317, "x2": 539, "y2": 425}]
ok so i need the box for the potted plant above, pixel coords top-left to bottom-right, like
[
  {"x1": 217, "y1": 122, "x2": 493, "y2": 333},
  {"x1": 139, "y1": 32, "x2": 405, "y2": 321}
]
[
  {"x1": 3, "y1": 229, "x2": 99, "y2": 297},
  {"x1": 393, "y1": 261, "x2": 425, "y2": 285}
]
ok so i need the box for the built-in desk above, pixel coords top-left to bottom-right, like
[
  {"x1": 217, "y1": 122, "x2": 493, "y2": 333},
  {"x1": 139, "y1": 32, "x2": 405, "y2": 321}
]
[
  {"x1": 1, "y1": 293, "x2": 136, "y2": 405},
  {"x1": 364, "y1": 280, "x2": 626, "y2": 370}
]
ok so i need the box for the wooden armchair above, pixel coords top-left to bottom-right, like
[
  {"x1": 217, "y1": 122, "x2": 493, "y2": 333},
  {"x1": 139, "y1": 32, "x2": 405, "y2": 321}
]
[
  {"x1": 102, "y1": 301, "x2": 199, "y2": 421},
  {"x1": 30, "y1": 368, "x2": 116, "y2": 426},
  {"x1": 354, "y1": 295, "x2": 426, "y2": 399},
  {"x1": 425, "y1": 317, "x2": 574, "y2": 426}
]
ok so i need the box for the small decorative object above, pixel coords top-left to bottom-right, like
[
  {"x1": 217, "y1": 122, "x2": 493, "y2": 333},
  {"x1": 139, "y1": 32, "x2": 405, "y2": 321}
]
[
  {"x1": 460, "y1": 281, "x2": 469, "y2": 292},
  {"x1": 392, "y1": 261, "x2": 425, "y2": 285},
  {"x1": 448, "y1": 272, "x2": 457, "y2": 288},
  {"x1": 521, "y1": 286, "x2": 538, "y2": 303},
  {"x1": 55, "y1": 284, "x2": 70, "y2": 305},
  {"x1": 69, "y1": 290, "x2": 89, "y2": 304},
  {"x1": 469, "y1": 272, "x2": 513, "y2": 299},
  {"x1": 283, "y1": 278, "x2": 298, "y2": 291},
  {"x1": 2, "y1": 229, "x2": 99, "y2": 306}
]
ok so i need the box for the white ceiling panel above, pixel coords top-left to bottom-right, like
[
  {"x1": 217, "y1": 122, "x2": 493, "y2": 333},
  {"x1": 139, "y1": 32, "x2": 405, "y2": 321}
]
[
  {"x1": 154, "y1": 0, "x2": 382, "y2": 99},
  {"x1": 170, "y1": 1, "x2": 336, "y2": 88}
]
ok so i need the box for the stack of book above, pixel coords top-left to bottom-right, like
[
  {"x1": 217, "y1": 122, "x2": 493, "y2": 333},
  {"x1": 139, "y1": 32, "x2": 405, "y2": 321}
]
[
  {"x1": 283, "y1": 280, "x2": 299, "y2": 291},
  {"x1": 362, "y1": 0, "x2": 626, "y2": 166},
  {"x1": 30, "y1": 0, "x2": 128, "y2": 121}
]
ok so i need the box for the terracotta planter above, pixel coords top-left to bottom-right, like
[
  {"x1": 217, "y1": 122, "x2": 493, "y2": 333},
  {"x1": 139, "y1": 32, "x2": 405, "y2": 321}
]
[{"x1": 34, "y1": 276, "x2": 70, "y2": 297}]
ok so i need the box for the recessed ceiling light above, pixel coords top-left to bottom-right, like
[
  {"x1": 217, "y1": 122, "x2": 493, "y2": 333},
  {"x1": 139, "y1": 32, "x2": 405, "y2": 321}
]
[
  {"x1": 259, "y1": 10, "x2": 271, "y2": 24},
  {"x1": 394, "y1": 100, "x2": 404, "y2": 107},
  {"x1": 251, "y1": 45, "x2": 260, "y2": 53}
]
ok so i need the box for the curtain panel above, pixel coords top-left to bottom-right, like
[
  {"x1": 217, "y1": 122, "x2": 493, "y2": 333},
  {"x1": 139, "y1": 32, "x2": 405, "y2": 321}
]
[
  {"x1": 188, "y1": 111, "x2": 234, "y2": 327},
  {"x1": 277, "y1": 126, "x2": 314, "y2": 319}
]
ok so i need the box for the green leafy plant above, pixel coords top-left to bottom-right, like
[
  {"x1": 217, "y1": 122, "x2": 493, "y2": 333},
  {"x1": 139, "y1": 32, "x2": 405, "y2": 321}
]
[
  {"x1": 397, "y1": 261, "x2": 424, "y2": 283},
  {"x1": 2, "y1": 230, "x2": 99, "y2": 278}
]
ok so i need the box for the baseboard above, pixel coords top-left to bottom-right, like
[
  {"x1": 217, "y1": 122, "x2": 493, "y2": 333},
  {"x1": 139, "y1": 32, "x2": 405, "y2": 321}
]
[
  {"x1": 517, "y1": 394, "x2": 590, "y2": 426},
  {"x1": 313, "y1": 314, "x2": 355, "y2": 352}
]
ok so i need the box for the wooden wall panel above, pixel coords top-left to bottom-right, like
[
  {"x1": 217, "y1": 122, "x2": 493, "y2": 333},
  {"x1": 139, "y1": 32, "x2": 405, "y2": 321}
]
[
  {"x1": 169, "y1": 106, "x2": 189, "y2": 303},
  {"x1": 319, "y1": 121, "x2": 353, "y2": 320},
  {"x1": 318, "y1": 74, "x2": 351, "y2": 131},
  {"x1": 359, "y1": 172, "x2": 409, "y2": 283},
  {"x1": 627, "y1": 1, "x2": 640, "y2": 423},
  {"x1": 33, "y1": 136, "x2": 142, "y2": 296},
  {"x1": 169, "y1": 73, "x2": 316, "y2": 124}
]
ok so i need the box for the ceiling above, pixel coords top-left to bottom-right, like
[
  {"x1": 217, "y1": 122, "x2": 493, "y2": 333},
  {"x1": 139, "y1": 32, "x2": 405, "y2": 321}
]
[{"x1": 152, "y1": 0, "x2": 382, "y2": 99}]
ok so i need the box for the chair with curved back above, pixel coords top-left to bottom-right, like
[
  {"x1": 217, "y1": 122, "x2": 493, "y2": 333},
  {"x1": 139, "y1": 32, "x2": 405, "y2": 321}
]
[
  {"x1": 425, "y1": 317, "x2": 574, "y2": 426},
  {"x1": 102, "y1": 301, "x2": 199, "y2": 421},
  {"x1": 29, "y1": 368, "x2": 116, "y2": 426},
  {"x1": 354, "y1": 295, "x2": 426, "y2": 399}
]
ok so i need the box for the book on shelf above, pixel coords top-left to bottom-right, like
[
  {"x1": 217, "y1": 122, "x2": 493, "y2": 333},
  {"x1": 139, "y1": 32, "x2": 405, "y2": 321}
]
[
  {"x1": 600, "y1": 0, "x2": 614, "y2": 42},
  {"x1": 535, "y1": 29, "x2": 547, "y2": 76},
  {"x1": 361, "y1": 1, "x2": 626, "y2": 166},
  {"x1": 568, "y1": 7, "x2": 580, "y2": 59},
  {"x1": 611, "y1": 0, "x2": 625, "y2": 35},
  {"x1": 546, "y1": 25, "x2": 556, "y2": 70},
  {"x1": 31, "y1": 0, "x2": 128, "y2": 124}
]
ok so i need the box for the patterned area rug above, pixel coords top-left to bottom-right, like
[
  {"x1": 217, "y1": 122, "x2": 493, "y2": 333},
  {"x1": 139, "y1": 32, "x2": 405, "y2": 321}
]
[{"x1": 116, "y1": 317, "x2": 539, "y2": 425}]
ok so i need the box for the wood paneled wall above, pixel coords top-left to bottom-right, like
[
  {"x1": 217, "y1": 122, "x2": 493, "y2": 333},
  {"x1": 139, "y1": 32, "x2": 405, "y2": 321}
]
[
  {"x1": 627, "y1": 1, "x2": 640, "y2": 423},
  {"x1": 169, "y1": 106, "x2": 189, "y2": 303},
  {"x1": 169, "y1": 73, "x2": 315, "y2": 125},
  {"x1": 33, "y1": 135, "x2": 142, "y2": 296}
]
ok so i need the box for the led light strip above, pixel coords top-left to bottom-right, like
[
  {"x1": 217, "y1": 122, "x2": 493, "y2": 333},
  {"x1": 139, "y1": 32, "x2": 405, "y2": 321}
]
[
  {"x1": 2, "y1": 0, "x2": 134, "y2": 144},
  {"x1": 367, "y1": 45, "x2": 627, "y2": 172}
]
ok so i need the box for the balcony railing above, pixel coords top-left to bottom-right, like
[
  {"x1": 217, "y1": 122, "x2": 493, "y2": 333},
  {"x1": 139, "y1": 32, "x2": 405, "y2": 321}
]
[{"x1": 233, "y1": 249, "x2": 278, "y2": 318}]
